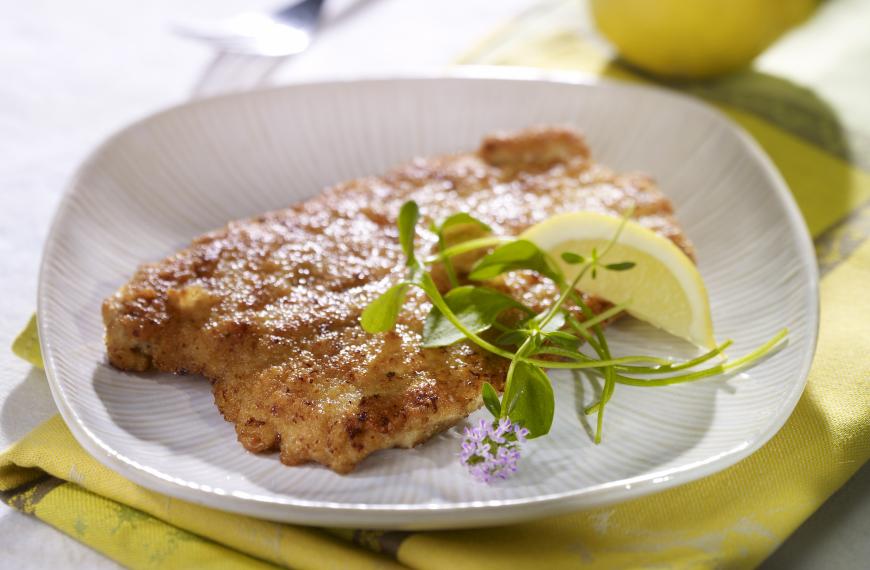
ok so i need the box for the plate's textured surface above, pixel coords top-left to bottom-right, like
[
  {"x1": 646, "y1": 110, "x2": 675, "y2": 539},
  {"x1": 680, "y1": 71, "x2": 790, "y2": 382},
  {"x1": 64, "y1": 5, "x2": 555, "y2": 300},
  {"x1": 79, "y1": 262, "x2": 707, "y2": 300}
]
[{"x1": 39, "y1": 75, "x2": 817, "y2": 529}]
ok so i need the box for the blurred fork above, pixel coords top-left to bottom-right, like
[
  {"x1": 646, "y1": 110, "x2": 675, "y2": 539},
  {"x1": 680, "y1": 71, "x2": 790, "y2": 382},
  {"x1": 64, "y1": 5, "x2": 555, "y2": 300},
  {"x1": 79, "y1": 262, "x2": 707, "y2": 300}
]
[{"x1": 174, "y1": 0, "x2": 325, "y2": 57}]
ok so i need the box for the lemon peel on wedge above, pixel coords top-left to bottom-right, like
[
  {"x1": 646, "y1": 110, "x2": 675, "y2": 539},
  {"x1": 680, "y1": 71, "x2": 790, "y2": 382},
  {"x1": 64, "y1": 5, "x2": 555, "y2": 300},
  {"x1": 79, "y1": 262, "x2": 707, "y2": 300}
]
[{"x1": 521, "y1": 211, "x2": 716, "y2": 349}]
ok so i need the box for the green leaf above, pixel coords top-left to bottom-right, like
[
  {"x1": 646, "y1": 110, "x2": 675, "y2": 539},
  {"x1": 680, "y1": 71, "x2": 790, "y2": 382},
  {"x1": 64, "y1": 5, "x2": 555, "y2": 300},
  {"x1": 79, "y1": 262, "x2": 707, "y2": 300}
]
[
  {"x1": 482, "y1": 382, "x2": 501, "y2": 417},
  {"x1": 495, "y1": 329, "x2": 529, "y2": 347},
  {"x1": 560, "y1": 252, "x2": 585, "y2": 265},
  {"x1": 468, "y1": 240, "x2": 562, "y2": 282},
  {"x1": 437, "y1": 212, "x2": 492, "y2": 236},
  {"x1": 545, "y1": 330, "x2": 581, "y2": 350},
  {"x1": 495, "y1": 310, "x2": 566, "y2": 348},
  {"x1": 360, "y1": 283, "x2": 409, "y2": 333},
  {"x1": 398, "y1": 201, "x2": 420, "y2": 267},
  {"x1": 502, "y1": 362, "x2": 554, "y2": 438},
  {"x1": 422, "y1": 286, "x2": 526, "y2": 348},
  {"x1": 432, "y1": 212, "x2": 490, "y2": 288},
  {"x1": 605, "y1": 261, "x2": 636, "y2": 271}
]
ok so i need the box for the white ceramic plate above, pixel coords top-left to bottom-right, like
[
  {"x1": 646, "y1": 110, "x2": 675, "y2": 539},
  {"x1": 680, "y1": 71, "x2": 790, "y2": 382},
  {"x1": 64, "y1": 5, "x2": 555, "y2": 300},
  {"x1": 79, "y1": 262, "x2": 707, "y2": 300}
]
[{"x1": 39, "y1": 72, "x2": 818, "y2": 530}]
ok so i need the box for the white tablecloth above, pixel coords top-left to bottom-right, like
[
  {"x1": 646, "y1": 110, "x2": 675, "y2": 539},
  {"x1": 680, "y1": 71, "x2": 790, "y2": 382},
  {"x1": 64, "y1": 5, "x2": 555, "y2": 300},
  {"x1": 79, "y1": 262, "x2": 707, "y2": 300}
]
[{"x1": 1, "y1": 1, "x2": 866, "y2": 568}]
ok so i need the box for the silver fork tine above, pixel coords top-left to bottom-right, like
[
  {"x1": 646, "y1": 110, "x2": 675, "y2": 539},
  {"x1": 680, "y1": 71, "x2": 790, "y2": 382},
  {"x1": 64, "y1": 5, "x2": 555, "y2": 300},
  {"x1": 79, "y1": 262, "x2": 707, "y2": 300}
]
[
  {"x1": 191, "y1": 53, "x2": 288, "y2": 97},
  {"x1": 174, "y1": 0, "x2": 325, "y2": 57},
  {"x1": 183, "y1": 0, "x2": 327, "y2": 97},
  {"x1": 274, "y1": 0, "x2": 325, "y2": 28}
]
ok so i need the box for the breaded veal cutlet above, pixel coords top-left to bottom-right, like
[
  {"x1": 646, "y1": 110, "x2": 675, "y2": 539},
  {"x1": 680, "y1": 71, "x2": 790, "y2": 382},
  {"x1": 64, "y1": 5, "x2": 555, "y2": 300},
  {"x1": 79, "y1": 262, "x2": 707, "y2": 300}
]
[{"x1": 103, "y1": 126, "x2": 693, "y2": 473}]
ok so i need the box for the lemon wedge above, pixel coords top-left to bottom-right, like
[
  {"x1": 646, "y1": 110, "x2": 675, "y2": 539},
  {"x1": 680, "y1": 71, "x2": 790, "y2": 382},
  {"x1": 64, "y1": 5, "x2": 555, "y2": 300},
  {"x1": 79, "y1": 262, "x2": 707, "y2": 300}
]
[{"x1": 521, "y1": 212, "x2": 715, "y2": 349}]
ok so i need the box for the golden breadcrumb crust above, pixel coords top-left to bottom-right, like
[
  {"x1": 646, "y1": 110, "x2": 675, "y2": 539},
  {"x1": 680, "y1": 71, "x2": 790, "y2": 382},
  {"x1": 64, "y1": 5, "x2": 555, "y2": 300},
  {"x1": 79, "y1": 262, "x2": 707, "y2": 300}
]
[{"x1": 102, "y1": 126, "x2": 691, "y2": 473}]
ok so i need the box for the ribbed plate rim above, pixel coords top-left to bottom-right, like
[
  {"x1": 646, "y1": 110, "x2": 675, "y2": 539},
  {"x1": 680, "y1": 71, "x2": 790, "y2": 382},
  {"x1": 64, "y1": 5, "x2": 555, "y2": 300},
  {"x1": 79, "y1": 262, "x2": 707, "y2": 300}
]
[{"x1": 37, "y1": 69, "x2": 819, "y2": 527}]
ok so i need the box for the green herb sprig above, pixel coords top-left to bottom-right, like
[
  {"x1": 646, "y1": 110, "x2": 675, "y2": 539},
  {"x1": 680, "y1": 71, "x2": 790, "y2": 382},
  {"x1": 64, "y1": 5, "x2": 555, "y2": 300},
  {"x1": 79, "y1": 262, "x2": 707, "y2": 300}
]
[{"x1": 361, "y1": 200, "x2": 788, "y2": 446}]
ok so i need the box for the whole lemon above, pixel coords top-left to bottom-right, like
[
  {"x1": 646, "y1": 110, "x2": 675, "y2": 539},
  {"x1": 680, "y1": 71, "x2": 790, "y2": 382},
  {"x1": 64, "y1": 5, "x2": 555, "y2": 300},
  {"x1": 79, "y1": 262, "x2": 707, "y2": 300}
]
[{"x1": 590, "y1": 0, "x2": 816, "y2": 79}]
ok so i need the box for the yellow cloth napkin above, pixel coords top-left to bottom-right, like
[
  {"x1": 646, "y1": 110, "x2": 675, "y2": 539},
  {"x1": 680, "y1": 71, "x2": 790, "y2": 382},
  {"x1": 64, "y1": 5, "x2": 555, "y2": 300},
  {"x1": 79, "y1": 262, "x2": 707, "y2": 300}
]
[{"x1": 4, "y1": 1, "x2": 870, "y2": 568}]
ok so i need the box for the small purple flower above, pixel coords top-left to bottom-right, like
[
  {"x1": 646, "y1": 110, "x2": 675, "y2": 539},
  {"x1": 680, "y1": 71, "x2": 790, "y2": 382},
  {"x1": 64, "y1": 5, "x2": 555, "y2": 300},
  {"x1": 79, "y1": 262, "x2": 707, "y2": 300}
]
[{"x1": 460, "y1": 418, "x2": 529, "y2": 483}]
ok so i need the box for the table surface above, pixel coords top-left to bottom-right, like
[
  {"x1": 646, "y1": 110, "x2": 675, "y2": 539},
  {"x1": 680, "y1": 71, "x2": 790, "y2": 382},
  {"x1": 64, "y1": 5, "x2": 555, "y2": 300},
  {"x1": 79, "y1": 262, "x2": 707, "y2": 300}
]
[{"x1": 1, "y1": 1, "x2": 866, "y2": 568}]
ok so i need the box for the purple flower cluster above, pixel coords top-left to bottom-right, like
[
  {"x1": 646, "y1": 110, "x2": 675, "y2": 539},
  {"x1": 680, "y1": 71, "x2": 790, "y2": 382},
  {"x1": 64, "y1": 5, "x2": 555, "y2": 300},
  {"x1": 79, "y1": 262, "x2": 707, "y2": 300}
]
[{"x1": 460, "y1": 418, "x2": 529, "y2": 483}]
